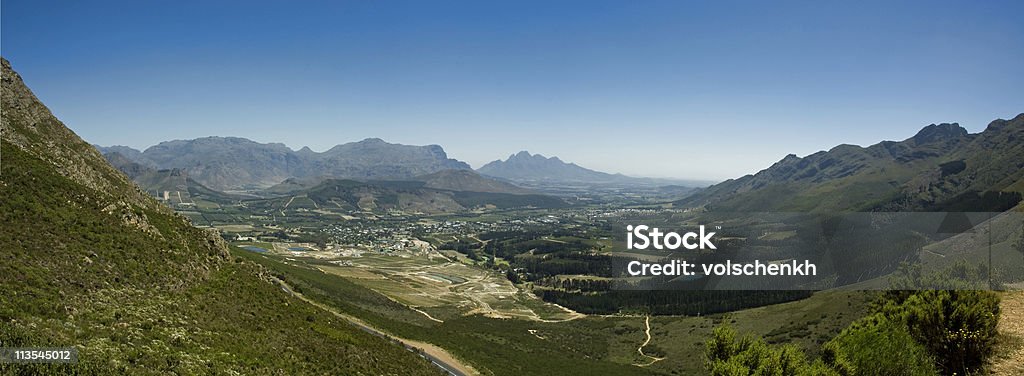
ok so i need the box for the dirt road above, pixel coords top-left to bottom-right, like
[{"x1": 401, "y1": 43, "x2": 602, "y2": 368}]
[
  {"x1": 269, "y1": 276, "x2": 479, "y2": 376},
  {"x1": 991, "y1": 289, "x2": 1024, "y2": 375},
  {"x1": 633, "y1": 315, "x2": 665, "y2": 367}
]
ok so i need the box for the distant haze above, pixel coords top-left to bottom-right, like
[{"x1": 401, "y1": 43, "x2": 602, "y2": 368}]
[{"x1": 2, "y1": 0, "x2": 1022, "y2": 181}]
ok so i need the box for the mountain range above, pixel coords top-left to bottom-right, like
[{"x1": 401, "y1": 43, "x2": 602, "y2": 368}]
[
  {"x1": 103, "y1": 146, "x2": 567, "y2": 212},
  {"x1": 1, "y1": 57, "x2": 441, "y2": 373},
  {"x1": 97, "y1": 141, "x2": 701, "y2": 192},
  {"x1": 676, "y1": 115, "x2": 1024, "y2": 212},
  {"x1": 97, "y1": 137, "x2": 472, "y2": 191}
]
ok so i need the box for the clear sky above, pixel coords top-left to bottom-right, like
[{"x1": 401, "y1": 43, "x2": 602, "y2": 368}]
[{"x1": 2, "y1": 1, "x2": 1022, "y2": 181}]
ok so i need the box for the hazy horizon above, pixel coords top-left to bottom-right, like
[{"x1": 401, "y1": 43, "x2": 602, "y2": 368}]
[
  {"x1": 4, "y1": 0, "x2": 1022, "y2": 181},
  {"x1": 86, "y1": 112, "x2": 1017, "y2": 182}
]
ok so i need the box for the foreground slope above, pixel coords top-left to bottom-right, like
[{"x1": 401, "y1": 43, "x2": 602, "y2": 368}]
[{"x1": 0, "y1": 57, "x2": 440, "y2": 374}]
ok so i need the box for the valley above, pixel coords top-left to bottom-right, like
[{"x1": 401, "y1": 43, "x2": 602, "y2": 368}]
[
  {"x1": 83, "y1": 111, "x2": 1024, "y2": 374},
  {"x1": 172, "y1": 185, "x2": 1022, "y2": 374},
  {"x1": 5, "y1": 48, "x2": 1021, "y2": 373},
  {"x1": 4, "y1": 1, "x2": 1022, "y2": 373},
  {"x1": 90, "y1": 110, "x2": 1021, "y2": 374}
]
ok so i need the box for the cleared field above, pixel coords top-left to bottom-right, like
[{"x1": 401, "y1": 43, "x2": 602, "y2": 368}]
[
  {"x1": 215, "y1": 224, "x2": 255, "y2": 232},
  {"x1": 317, "y1": 253, "x2": 581, "y2": 322}
]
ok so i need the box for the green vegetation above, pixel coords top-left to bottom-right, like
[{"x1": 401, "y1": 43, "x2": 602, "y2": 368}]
[
  {"x1": 705, "y1": 288, "x2": 1001, "y2": 376},
  {"x1": 1, "y1": 57, "x2": 441, "y2": 375},
  {"x1": 237, "y1": 250, "x2": 645, "y2": 375},
  {"x1": 893, "y1": 290, "x2": 1000, "y2": 374},
  {"x1": 537, "y1": 290, "x2": 812, "y2": 316},
  {"x1": 241, "y1": 244, "x2": 879, "y2": 375},
  {"x1": 235, "y1": 177, "x2": 567, "y2": 217},
  {"x1": 705, "y1": 325, "x2": 849, "y2": 375},
  {"x1": 679, "y1": 116, "x2": 1024, "y2": 213},
  {"x1": 824, "y1": 315, "x2": 937, "y2": 376},
  {"x1": 0, "y1": 143, "x2": 441, "y2": 375},
  {"x1": 10, "y1": 54, "x2": 1019, "y2": 375}
]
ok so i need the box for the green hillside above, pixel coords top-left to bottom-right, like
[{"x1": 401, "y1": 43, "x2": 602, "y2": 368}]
[
  {"x1": 246, "y1": 178, "x2": 566, "y2": 214},
  {"x1": 0, "y1": 57, "x2": 441, "y2": 374},
  {"x1": 678, "y1": 116, "x2": 1024, "y2": 212}
]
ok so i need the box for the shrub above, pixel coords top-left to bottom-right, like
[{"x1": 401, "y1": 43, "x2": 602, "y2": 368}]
[
  {"x1": 896, "y1": 290, "x2": 1000, "y2": 375},
  {"x1": 705, "y1": 325, "x2": 850, "y2": 376},
  {"x1": 823, "y1": 313, "x2": 937, "y2": 376}
]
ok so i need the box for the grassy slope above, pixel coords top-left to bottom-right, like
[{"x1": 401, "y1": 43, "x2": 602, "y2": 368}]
[{"x1": 0, "y1": 58, "x2": 440, "y2": 375}]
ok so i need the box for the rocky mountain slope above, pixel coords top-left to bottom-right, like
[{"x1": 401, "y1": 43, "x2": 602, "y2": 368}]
[
  {"x1": 315, "y1": 138, "x2": 471, "y2": 180},
  {"x1": 128, "y1": 136, "x2": 304, "y2": 190},
  {"x1": 676, "y1": 115, "x2": 1024, "y2": 212},
  {"x1": 94, "y1": 145, "x2": 153, "y2": 167},
  {"x1": 0, "y1": 57, "x2": 441, "y2": 374},
  {"x1": 477, "y1": 150, "x2": 697, "y2": 187},
  {"x1": 100, "y1": 137, "x2": 471, "y2": 191},
  {"x1": 478, "y1": 151, "x2": 627, "y2": 183}
]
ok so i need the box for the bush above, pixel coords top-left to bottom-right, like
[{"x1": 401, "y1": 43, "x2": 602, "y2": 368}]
[
  {"x1": 705, "y1": 288, "x2": 1001, "y2": 376},
  {"x1": 896, "y1": 290, "x2": 1000, "y2": 375},
  {"x1": 823, "y1": 314, "x2": 937, "y2": 376},
  {"x1": 705, "y1": 325, "x2": 850, "y2": 376}
]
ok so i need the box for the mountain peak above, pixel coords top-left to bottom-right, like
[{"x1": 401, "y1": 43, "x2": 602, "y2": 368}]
[
  {"x1": 512, "y1": 150, "x2": 533, "y2": 159},
  {"x1": 984, "y1": 113, "x2": 1024, "y2": 133},
  {"x1": 911, "y1": 123, "x2": 967, "y2": 144},
  {"x1": 509, "y1": 151, "x2": 561, "y2": 161},
  {"x1": 479, "y1": 150, "x2": 625, "y2": 184}
]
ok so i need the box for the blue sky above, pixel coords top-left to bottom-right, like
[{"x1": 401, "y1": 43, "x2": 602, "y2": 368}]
[{"x1": 3, "y1": 0, "x2": 1022, "y2": 180}]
